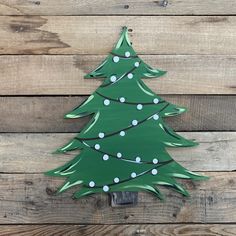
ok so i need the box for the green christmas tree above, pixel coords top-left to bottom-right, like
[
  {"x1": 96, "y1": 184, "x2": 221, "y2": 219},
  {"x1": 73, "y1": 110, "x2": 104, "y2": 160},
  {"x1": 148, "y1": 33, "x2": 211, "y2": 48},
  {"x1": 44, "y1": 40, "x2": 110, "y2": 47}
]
[{"x1": 46, "y1": 27, "x2": 208, "y2": 200}]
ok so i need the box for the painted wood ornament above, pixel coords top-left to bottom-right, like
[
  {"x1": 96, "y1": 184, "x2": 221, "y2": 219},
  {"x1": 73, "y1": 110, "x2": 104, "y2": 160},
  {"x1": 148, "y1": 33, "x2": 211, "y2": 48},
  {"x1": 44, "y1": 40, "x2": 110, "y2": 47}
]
[{"x1": 46, "y1": 27, "x2": 208, "y2": 200}]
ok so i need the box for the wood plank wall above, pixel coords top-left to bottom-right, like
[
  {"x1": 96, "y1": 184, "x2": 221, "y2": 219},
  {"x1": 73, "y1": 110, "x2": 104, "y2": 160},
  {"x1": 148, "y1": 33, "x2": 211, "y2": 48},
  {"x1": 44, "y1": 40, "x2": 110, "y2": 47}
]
[{"x1": 0, "y1": 1, "x2": 235, "y2": 235}]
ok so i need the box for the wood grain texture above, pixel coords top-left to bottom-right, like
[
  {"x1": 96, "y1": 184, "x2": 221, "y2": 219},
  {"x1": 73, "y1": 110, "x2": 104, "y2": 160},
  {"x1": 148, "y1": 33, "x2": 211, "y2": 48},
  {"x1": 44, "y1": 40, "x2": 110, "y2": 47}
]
[
  {"x1": 0, "y1": 16, "x2": 236, "y2": 54},
  {"x1": 0, "y1": 224, "x2": 235, "y2": 236},
  {"x1": 0, "y1": 55, "x2": 235, "y2": 95},
  {"x1": 0, "y1": 0, "x2": 236, "y2": 16},
  {"x1": 0, "y1": 96, "x2": 235, "y2": 132},
  {"x1": 0, "y1": 0, "x2": 234, "y2": 232},
  {"x1": 0, "y1": 132, "x2": 235, "y2": 173},
  {"x1": 0, "y1": 172, "x2": 235, "y2": 224}
]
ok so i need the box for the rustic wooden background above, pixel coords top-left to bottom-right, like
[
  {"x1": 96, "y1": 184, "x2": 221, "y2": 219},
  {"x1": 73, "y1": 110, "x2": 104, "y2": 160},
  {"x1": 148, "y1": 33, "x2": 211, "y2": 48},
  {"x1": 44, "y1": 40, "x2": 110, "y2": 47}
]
[{"x1": 0, "y1": 0, "x2": 236, "y2": 235}]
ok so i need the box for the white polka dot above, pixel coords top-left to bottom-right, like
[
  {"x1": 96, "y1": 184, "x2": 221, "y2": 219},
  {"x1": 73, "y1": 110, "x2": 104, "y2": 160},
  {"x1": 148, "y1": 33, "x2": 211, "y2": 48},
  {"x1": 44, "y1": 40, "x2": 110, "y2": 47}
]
[
  {"x1": 95, "y1": 144, "x2": 100, "y2": 150},
  {"x1": 153, "y1": 98, "x2": 159, "y2": 104},
  {"x1": 153, "y1": 114, "x2": 159, "y2": 120},
  {"x1": 132, "y1": 120, "x2": 138, "y2": 126},
  {"x1": 103, "y1": 154, "x2": 109, "y2": 161},
  {"x1": 120, "y1": 131, "x2": 125, "y2": 136},
  {"x1": 98, "y1": 132, "x2": 105, "y2": 138},
  {"x1": 137, "y1": 104, "x2": 143, "y2": 110},
  {"x1": 103, "y1": 99, "x2": 110, "y2": 106},
  {"x1": 127, "y1": 73, "x2": 133, "y2": 79},
  {"x1": 134, "y1": 62, "x2": 140, "y2": 67},
  {"x1": 110, "y1": 75, "x2": 117, "y2": 82},
  {"x1": 153, "y1": 158, "x2": 159, "y2": 164},
  {"x1": 113, "y1": 56, "x2": 119, "y2": 63},
  {"x1": 103, "y1": 185, "x2": 109, "y2": 192},
  {"x1": 135, "y1": 157, "x2": 141, "y2": 163},
  {"x1": 117, "y1": 152, "x2": 122, "y2": 158},
  {"x1": 151, "y1": 169, "x2": 158, "y2": 175},
  {"x1": 89, "y1": 181, "x2": 95, "y2": 187},
  {"x1": 119, "y1": 97, "x2": 126, "y2": 103},
  {"x1": 125, "y1": 51, "x2": 130, "y2": 57},
  {"x1": 114, "y1": 177, "x2": 120, "y2": 183},
  {"x1": 131, "y1": 172, "x2": 137, "y2": 178}
]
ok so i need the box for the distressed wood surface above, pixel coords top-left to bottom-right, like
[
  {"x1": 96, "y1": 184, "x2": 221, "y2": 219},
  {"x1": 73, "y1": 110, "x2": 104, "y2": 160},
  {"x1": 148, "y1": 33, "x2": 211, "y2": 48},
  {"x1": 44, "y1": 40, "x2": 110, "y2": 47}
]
[
  {"x1": 0, "y1": 3, "x2": 235, "y2": 233},
  {"x1": 0, "y1": 224, "x2": 235, "y2": 236},
  {"x1": 0, "y1": 55, "x2": 235, "y2": 95},
  {"x1": 0, "y1": 132, "x2": 235, "y2": 173},
  {"x1": 0, "y1": 172, "x2": 235, "y2": 224},
  {"x1": 0, "y1": 0, "x2": 236, "y2": 16},
  {"x1": 0, "y1": 16, "x2": 236, "y2": 54},
  {"x1": 0, "y1": 95, "x2": 235, "y2": 132}
]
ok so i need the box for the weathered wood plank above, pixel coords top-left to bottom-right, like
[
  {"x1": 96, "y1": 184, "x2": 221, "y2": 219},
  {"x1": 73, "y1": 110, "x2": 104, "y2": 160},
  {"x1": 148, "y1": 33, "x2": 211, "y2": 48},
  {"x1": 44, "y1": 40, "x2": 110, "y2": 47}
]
[
  {"x1": 0, "y1": 132, "x2": 235, "y2": 173},
  {"x1": 0, "y1": 0, "x2": 236, "y2": 16},
  {"x1": 0, "y1": 172, "x2": 235, "y2": 224},
  {"x1": 0, "y1": 224, "x2": 235, "y2": 236},
  {"x1": 0, "y1": 16, "x2": 235, "y2": 54},
  {"x1": 1, "y1": 55, "x2": 235, "y2": 95},
  {"x1": 0, "y1": 96, "x2": 235, "y2": 132}
]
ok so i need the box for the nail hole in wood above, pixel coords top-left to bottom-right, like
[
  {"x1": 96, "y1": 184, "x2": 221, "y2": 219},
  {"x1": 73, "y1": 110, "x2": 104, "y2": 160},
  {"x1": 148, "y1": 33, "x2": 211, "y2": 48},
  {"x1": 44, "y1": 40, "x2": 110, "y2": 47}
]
[{"x1": 162, "y1": 0, "x2": 168, "y2": 7}]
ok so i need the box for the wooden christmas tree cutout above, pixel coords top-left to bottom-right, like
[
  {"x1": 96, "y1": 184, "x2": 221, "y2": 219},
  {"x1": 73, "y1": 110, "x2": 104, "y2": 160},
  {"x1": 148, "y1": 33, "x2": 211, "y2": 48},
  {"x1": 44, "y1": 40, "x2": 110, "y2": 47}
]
[{"x1": 45, "y1": 27, "x2": 208, "y2": 201}]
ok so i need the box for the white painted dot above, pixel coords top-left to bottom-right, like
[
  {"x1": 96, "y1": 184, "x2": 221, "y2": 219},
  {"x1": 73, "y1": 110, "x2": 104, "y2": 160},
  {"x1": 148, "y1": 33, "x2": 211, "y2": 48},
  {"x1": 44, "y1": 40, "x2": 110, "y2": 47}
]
[
  {"x1": 120, "y1": 131, "x2": 125, "y2": 136},
  {"x1": 151, "y1": 169, "x2": 158, "y2": 175},
  {"x1": 125, "y1": 51, "x2": 131, "y2": 57},
  {"x1": 135, "y1": 157, "x2": 141, "y2": 163},
  {"x1": 114, "y1": 177, "x2": 120, "y2": 183},
  {"x1": 89, "y1": 181, "x2": 95, "y2": 187},
  {"x1": 153, "y1": 98, "x2": 159, "y2": 104},
  {"x1": 113, "y1": 56, "x2": 119, "y2": 63},
  {"x1": 98, "y1": 132, "x2": 105, "y2": 138},
  {"x1": 104, "y1": 99, "x2": 110, "y2": 106},
  {"x1": 95, "y1": 144, "x2": 100, "y2": 150},
  {"x1": 153, "y1": 114, "x2": 159, "y2": 120},
  {"x1": 127, "y1": 73, "x2": 133, "y2": 79},
  {"x1": 117, "y1": 152, "x2": 122, "y2": 158},
  {"x1": 132, "y1": 120, "x2": 138, "y2": 126},
  {"x1": 110, "y1": 75, "x2": 117, "y2": 82},
  {"x1": 131, "y1": 172, "x2": 137, "y2": 178},
  {"x1": 137, "y1": 104, "x2": 143, "y2": 110},
  {"x1": 103, "y1": 185, "x2": 109, "y2": 192},
  {"x1": 103, "y1": 154, "x2": 109, "y2": 161},
  {"x1": 134, "y1": 62, "x2": 140, "y2": 67},
  {"x1": 153, "y1": 158, "x2": 159, "y2": 164},
  {"x1": 119, "y1": 97, "x2": 126, "y2": 103}
]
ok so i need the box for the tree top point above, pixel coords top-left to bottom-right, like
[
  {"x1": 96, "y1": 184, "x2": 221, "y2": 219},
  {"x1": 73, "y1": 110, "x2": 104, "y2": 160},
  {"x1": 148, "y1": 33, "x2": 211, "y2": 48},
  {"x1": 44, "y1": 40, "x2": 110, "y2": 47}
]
[{"x1": 112, "y1": 26, "x2": 136, "y2": 56}]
